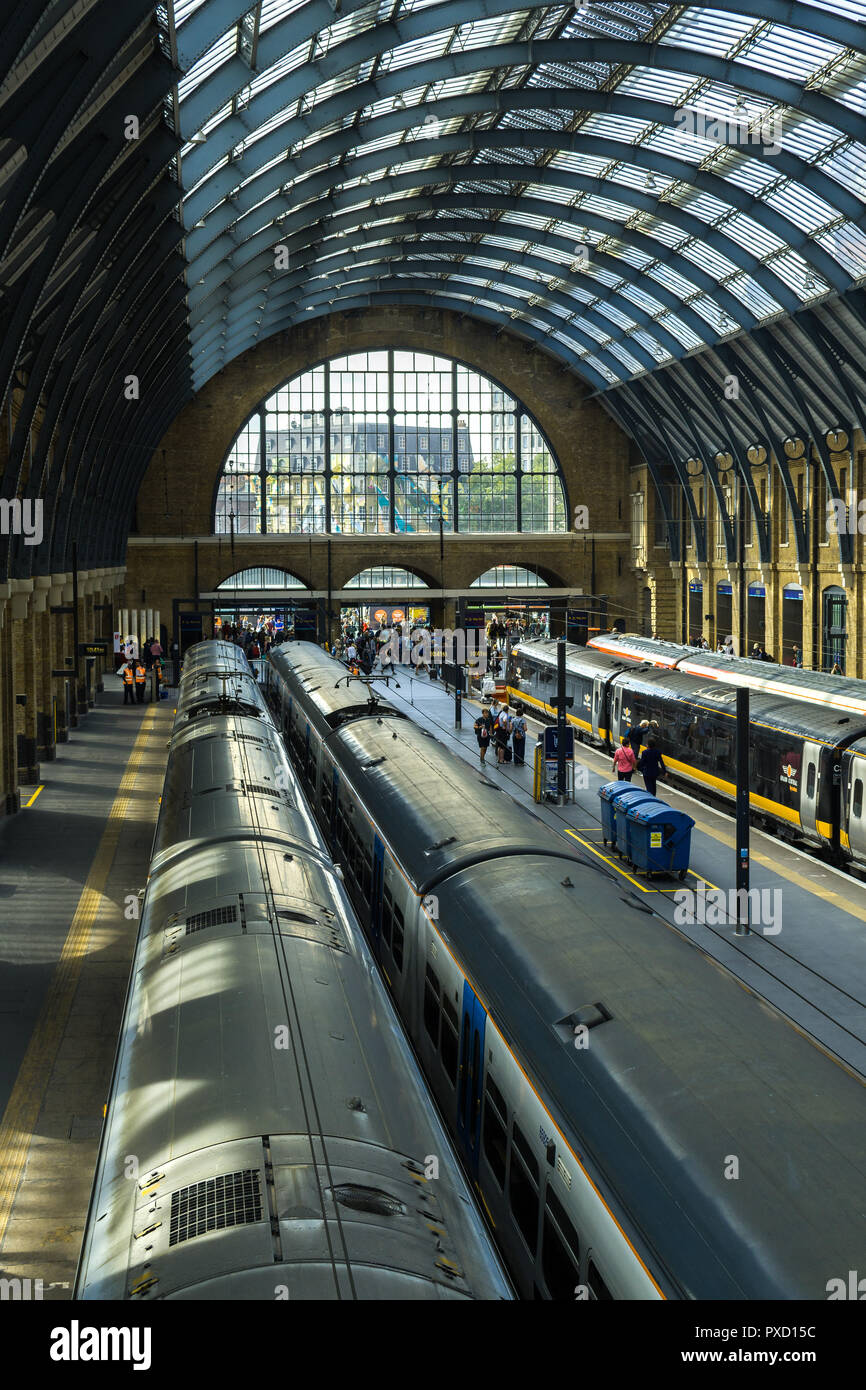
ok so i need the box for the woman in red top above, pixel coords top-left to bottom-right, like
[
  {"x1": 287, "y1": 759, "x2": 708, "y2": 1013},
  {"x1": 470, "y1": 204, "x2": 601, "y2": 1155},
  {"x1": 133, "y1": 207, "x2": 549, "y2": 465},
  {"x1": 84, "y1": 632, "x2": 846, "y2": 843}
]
[{"x1": 612, "y1": 739, "x2": 638, "y2": 782}]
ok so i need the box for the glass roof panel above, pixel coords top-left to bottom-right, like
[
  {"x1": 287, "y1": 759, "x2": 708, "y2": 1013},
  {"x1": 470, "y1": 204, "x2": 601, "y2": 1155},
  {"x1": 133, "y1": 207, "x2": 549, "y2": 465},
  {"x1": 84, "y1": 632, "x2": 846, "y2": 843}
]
[{"x1": 169, "y1": 0, "x2": 866, "y2": 396}]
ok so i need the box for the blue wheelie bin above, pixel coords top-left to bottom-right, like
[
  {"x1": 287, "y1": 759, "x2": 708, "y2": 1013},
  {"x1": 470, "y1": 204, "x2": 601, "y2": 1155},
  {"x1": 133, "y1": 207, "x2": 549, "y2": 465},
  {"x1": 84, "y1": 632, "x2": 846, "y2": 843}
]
[
  {"x1": 625, "y1": 800, "x2": 695, "y2": 879},
  {"x1": 612, "y1": 787, "x2": 657, "y2": 861},
  {"x1": 598, "y1": 781, "x2": 644, "y2": 849}
]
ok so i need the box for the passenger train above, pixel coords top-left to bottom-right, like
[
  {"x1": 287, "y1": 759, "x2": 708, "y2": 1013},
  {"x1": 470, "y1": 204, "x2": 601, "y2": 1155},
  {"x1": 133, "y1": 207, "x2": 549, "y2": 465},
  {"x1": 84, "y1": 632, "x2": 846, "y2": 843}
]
[
  {"x1": 510, "y1": 639, "x2": 866, "y2": 869},
  {"x1": 75, "y1": 641, "x2": 513, "y2": 1301},
  {"x1": 264, "y1": 641, "x2": 866, "y2": 1300}
]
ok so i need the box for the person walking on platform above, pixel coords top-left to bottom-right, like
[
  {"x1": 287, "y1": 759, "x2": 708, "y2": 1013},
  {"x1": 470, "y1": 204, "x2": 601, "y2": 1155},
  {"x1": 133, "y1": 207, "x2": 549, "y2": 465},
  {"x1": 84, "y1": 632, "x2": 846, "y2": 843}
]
[
  {"x1": 511, "y1": 709, "x2": 527, "y2": 766},
  {"x1": 613, "y1": 738, "x2": 637, "y2": 782},
  {"x1": 637, "y1": 739, "x2": 667, "y2": 797},
  {"x1": 474, "y1": 711, "x2": 491, "y2": 764},
  {"x1": 122, "y1": 660, "x2": 136, "y2": 705},
  {"x1": 494, "y1": 707, "x2": 511, "y2": 766},
  {"x1": 134, "y1": 659, "x2": 147, "y2": 703}
]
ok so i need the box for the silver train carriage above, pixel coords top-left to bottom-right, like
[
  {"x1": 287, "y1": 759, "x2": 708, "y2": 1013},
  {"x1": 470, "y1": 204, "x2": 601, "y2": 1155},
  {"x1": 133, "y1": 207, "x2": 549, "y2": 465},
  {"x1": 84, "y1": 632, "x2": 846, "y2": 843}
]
[
  {"x1": 75, "y1": 642, "x2": 513, "y2": 1302},
  {"x1": 511, "y1": 639, "x2": 866, "y2": 868},
  {"x1": 589, "y1": 631, "x2": 866, "y2": 722},
  {"x1": 264, "y1": 641, "x2": 866, "y2": 1301}
]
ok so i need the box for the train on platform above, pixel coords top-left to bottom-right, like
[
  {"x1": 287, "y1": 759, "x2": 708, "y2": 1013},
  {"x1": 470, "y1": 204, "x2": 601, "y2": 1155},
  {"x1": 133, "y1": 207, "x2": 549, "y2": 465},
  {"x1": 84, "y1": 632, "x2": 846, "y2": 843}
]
[
  {"x1": 510, "y1": 638, "x2": 866, "y2": 870},
  {"x1": 75, "y1": 640, "x2": 513, "y2": 1302},
  {"x1": 264, "y1": 640, "x2": 866, "y2": 1300}
]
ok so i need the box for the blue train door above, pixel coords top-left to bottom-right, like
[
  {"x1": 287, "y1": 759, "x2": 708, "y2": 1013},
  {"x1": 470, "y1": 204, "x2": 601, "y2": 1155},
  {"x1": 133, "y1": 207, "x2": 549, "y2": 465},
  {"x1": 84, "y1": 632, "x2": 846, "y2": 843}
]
[
  {"x1": 457, "y1": 980, "x2": 487, "y2": 1173},
  {"x1": 370, "y1": 836, "x2": 385, "y2": 954}
]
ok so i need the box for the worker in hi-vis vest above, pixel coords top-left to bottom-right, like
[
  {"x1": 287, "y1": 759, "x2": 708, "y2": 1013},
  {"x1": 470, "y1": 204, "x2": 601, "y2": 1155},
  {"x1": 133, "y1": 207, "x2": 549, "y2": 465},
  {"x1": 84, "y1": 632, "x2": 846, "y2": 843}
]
[
  {"x1": 122, "y1": 660, "x2": 136, "y2": 705},
  {"x1": 134, "y1": 660, "x2": 147, "y2": 703}
]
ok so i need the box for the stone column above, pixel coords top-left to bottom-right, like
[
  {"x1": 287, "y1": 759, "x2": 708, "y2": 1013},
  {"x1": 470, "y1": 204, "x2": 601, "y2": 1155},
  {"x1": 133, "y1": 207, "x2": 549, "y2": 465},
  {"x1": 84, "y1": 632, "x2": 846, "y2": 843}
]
[
  {"x1": 0, "y1": 586, "x2": 19, "y2": 813},
  {"x1": 32, "y1": 576, "x2": 56, "y2": 762},
  {"x1": 10, "y1": 580, "x2": 39, "y2": 784}
]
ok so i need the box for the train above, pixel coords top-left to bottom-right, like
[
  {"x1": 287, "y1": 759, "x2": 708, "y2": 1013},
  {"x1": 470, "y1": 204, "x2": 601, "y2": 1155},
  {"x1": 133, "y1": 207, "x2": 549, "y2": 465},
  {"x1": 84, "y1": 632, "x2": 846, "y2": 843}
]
[
  {"x1": 264, "y1": 640, "x2": 866, "y2": 1300},
  {"x1": 588, "y1": 631, "x2": 866, "y2": 720},
  {"x1": 509, "y1": 638, "x2": 866, "y2": 869},
  {"x1": 75, "y1": 640, "x2": 513, "y2": 1301}
]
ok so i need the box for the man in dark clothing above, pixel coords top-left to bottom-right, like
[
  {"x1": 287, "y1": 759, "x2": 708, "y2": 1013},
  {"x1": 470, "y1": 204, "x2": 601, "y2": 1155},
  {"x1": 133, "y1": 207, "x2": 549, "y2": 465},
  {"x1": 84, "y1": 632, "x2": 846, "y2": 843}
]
[
  {"x1": 637, "y1": 739, "x2": 667, "y2": 797},
  {"x1": 626, "y1": 719, "x2": 646, "y2": 759},
  {"x1": 122, "y1": 660, "x2": 136, "y2": 705}
]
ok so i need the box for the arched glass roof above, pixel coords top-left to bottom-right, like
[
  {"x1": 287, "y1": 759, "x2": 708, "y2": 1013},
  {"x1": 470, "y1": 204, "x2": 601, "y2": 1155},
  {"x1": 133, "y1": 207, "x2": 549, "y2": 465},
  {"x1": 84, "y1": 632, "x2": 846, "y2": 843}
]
[
  {"x1": 5, "y1": 3, "x2": 866, "y2": 581},
  {"x1": 172, "y1": 0, "x2": 866, "y2": 392}
]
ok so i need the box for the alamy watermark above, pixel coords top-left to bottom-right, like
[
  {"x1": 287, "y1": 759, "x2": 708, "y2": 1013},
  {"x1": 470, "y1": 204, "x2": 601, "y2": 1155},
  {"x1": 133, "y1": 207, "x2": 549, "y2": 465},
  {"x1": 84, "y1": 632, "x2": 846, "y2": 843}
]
[
  {"x1": 0, "y1": 498, "x2": 42, "y2": 545},
  {"x1": 673, "y1": 879, "x2": 782, "y2": 934},
  {"x1": 673, "y1": 104, "x2": 783, "y2": 156},
  {"x1": 827, "y1": 494, "x2": 866, "y2": 536},
  {"x1": 378, "y1": 626, "x2": 488, "y2": 674}
]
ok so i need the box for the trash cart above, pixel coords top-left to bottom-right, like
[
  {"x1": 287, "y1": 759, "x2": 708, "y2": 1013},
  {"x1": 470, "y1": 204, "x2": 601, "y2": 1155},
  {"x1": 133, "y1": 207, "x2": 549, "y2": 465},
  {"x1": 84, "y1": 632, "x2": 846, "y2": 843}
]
[
  {"x1": 612, "y1": 787, "x2": 658, "y2": 859},
  {"x1": 598, "y1": 781, "x2": 647, "y2": 849},
  {"x1": 624, "y1": 800, "x2": 695, "y2": 879}
]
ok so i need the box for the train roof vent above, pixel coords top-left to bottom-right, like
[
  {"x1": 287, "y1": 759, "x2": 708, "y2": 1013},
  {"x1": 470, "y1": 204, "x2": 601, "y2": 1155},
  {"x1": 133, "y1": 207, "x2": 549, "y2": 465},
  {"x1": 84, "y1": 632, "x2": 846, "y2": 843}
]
[
  {"x1": 328, "y1": 1184, "x2": 406, "y2": 1218},
  {"x1": 423, "y1": 835, "x2": 457, "y2": 855},
  {"x1": 244, "y1": 782, "x2": 286, "y2": 797},
  {"x1": 554, "y1": 1001, "x2": 612, "y2": 1045},
  {"x1": 169, "y1": 1169, "x2": 262, "y2": 1247},
  {"x1": 276, "y1": 909, "x2": 318, "y2": 926},
  {"x1": 362, "y1": 756, "x2": 386, "y2": 769},
  {"x1": 186, "y1": 904, "x2": 238, "y2": 935},
  {"x1": 234, "y1": 733, "x2": 268, "y2": 745}
]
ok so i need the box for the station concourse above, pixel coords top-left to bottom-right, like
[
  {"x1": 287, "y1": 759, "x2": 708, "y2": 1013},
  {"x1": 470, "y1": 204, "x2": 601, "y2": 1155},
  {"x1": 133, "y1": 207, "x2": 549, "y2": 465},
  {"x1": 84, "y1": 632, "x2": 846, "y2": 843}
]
[{"x1": 1, "y1": 0, "x2": 866, "y2": 1333}]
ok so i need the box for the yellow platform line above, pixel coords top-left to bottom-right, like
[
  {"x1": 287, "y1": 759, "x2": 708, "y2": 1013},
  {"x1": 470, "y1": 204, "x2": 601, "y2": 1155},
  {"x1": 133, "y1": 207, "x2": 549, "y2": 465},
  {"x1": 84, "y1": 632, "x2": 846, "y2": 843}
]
[
  {"x1": 564, "y1": 828, "x2": 722, "y2": 895},
  {"x1": 24, "y1": 785, "x2": 43, "y2": 808},
  {"x1": 0, "y1": 708, "x2": 159, "y2": 1252}
]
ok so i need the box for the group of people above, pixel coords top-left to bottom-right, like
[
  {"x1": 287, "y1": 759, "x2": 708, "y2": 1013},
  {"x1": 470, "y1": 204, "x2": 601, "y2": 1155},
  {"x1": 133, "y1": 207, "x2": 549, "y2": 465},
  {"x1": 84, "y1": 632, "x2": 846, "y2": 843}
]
[
  {"x1": 612, "y1": 718, "x2": 667, "y2": 795},
  {"x1": 119, "y1": 635, "x2": 164, "y2": 706},
  {"x1": 472, "y1": 701, "x2": 528, "y2": 768}
]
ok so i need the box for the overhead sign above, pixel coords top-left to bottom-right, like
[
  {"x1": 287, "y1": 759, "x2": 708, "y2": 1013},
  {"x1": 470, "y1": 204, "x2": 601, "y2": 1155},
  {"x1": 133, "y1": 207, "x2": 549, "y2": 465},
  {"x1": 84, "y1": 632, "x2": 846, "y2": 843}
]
[
  {"x1": 748, "y1": 584, "x2": 766, "y2": 597},
  {"x1": 79, "y1": 641, "x2": 109, "y2": 657}
]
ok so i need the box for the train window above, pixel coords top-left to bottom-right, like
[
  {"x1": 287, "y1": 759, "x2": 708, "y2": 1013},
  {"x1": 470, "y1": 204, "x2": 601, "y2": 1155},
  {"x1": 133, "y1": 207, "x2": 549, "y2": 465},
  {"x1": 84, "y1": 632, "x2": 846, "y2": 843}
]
[
  {"x1": 512, "y1": 1121, "x2": 539, "y2": 1184},
  {"x1": 392, "y1": 906, "x2": 404, "y2": 971},
  {"x1": 441, "y1": 999, "x2": 459, "y2": 1085},
  {"x1": 806, "y1": 763, "x2": 816, "y2": 798},
  {"x1": 382, "y1": 893, "x2": 393, "y2": 948},
  {"x1": 423, "y1": 967, "x2": 441, "y2": 1042},
  {"x1": 546, "y1": 1187, "x2": 580, "y2": 1264},
  {"x1": 483, "y1": 1095, "x2": 507, "y2": 1189},
  {"x1": 587, "y1": 1260, "x2": 613, "y2": 1301},
  {"x1": 486, "y1": 1074, "x2": 507, "y2": 1120},
  {"x1": 542, "y1": 1208, "x2": 580, "y2": 1300},
  {"x1": 509, "y1": 1137, "x2": 539, "y2": 1255},
  {"x1": 853, "y1": 779, "x2": 863, "y2": 818}
]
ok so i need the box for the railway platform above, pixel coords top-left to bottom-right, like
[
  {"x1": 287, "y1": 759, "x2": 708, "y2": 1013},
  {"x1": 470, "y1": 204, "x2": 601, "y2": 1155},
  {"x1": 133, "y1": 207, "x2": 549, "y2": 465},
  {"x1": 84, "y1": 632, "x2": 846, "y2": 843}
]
[
  {"x1": 0, "y1": 688, "x2": 171, "y2": 1299},
  {"x1": 381, "y1": 669, "x2": 866, "y2": 1082}
]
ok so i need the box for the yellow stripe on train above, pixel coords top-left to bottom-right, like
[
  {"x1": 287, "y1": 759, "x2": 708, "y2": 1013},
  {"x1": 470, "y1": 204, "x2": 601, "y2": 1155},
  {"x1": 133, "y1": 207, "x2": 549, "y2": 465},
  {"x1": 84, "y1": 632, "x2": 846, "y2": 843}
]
[{"x1": 507, "y1": 685, "x2": 825, "y2": 838}]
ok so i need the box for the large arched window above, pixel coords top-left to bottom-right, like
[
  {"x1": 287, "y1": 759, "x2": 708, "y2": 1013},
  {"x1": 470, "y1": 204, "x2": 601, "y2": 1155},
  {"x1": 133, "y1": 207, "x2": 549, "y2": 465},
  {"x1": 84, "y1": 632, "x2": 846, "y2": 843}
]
[
  {"x1": 471, "y1": 566, "x2": 550, "y2": 588},
  {"x1": 214, "y1": 351, "x2": 567, "y2": 535},
  {"x1": 217, "y1": 567, "x2": 306, "y2": 590}
]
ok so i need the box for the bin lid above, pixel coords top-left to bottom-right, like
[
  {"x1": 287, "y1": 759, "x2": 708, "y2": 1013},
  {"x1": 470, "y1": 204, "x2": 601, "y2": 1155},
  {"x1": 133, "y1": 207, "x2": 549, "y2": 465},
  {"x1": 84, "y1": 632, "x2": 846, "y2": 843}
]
[
  {"x1": 598, "y1": 780, "x2": 643, "y2": 803},
  {"x1": 627, "y1": 802, "x2": 695, "y2": 829},
  {"x1": 612, "y1": 788, "x2": 658, "y2": 808}
]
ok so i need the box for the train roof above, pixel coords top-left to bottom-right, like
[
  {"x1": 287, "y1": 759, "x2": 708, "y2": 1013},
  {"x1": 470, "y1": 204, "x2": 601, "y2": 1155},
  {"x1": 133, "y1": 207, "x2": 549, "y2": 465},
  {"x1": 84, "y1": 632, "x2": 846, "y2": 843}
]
[
  {"x1": 431, "y1": 855, "x2": 866, "y2": 1299},
  {"x1": 269, "y1": 645, "x2": 405, "y2": 729},
  {"x1": 515, "y1": 638, "x2": 634, "y2": 678},
  {"x1": 590, "y1": 633, "x2": 866, "y2": 718},
  {"x1": 272, "y1": 646, "x2": 583, "y2": 893}
]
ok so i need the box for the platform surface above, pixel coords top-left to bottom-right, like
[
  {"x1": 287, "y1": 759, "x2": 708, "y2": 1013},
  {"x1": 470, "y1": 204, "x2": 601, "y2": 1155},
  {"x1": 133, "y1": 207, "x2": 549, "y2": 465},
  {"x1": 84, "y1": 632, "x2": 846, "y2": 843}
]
[{"x1": 0, "y1": 687, "x2": 172, "y2": 1299}]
